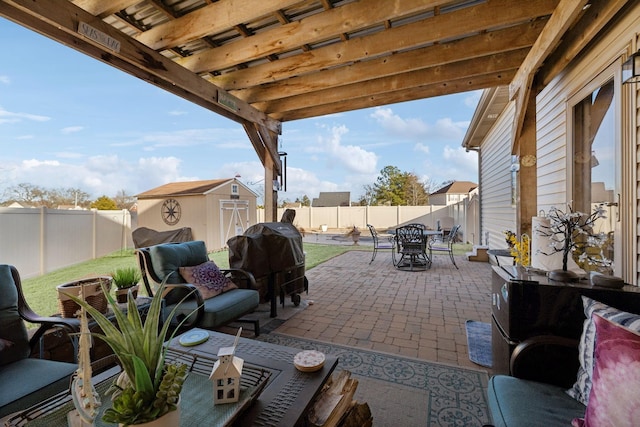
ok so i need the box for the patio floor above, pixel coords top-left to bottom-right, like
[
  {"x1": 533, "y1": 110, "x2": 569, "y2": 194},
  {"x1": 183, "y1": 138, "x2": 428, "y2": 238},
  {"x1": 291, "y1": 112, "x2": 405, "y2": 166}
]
[{"x1": 273, "y1": 237, "x2": 493, "y2": 371}]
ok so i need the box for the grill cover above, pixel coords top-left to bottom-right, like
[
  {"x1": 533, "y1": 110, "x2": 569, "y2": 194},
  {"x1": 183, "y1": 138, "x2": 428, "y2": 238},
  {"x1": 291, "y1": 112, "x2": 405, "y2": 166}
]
[{"x1": 227, "y1": 222, "x2": 304, "y2": 278}]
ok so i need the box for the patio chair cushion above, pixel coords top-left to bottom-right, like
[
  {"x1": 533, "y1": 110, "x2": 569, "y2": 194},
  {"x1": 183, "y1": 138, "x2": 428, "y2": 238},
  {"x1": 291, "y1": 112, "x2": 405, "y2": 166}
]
[
  {"x1": 0, "y1": 358, "x2": 77, "y2": 416},
  {"x1": 179, "y1": 261, "x2": 237, "y2": 299},
  {"x1": 149, "y1": 240, "x2": 209, "y2": 284},
  {"x1": 166, "y1": 288, "x2": 259, "y2": 329},
  {"x1": 487, "y1": 375, "x2": 586, "y2": 427}
]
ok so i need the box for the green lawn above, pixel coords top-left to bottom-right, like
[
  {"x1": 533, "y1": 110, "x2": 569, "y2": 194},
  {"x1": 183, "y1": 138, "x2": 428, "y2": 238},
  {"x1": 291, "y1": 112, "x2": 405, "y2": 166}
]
[{"x1": 21, "y1": 243, "x2": 357, "y2": 324}]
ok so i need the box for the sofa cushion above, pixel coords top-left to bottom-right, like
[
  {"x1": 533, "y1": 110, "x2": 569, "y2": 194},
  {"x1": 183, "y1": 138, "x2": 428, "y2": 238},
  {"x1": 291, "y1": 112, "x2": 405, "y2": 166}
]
[
  {"x1": 179, "y1": 261, "x2": 237, "y2": 299},
  {"x1": 487, "y1": 375, "x2": 585, "y2": 427},
  {"x1": 0, "y1": 358, "x2": 77, "y2": 417},
  {"x1": 567, "y1": 296, "x2": 640, "y2": 405},
  {"x1": 148, "y1": 241, "x2": 209, "y2": 284},
  {"x1": 571, "y1": 315, "x2": 640, "y2": 427},
  {"x1": 167, "y1": 288, "x2": 259, "y2": 329}
]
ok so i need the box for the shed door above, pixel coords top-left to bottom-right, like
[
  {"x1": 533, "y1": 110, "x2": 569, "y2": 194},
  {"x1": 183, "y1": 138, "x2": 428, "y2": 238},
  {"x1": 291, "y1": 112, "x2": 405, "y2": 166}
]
[{"x1": 220, "y1": 200, "x2": 250, "y2": 248}]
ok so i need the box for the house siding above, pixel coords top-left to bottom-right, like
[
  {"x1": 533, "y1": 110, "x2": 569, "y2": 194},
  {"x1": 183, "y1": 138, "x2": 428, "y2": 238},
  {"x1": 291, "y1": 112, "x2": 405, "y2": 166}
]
[
  {"x1": 536, "y1": 4, "x2": 639, "y2": 283},
  {"x1": 480, "y1": 101, "x2": 516, "y2": 249}
]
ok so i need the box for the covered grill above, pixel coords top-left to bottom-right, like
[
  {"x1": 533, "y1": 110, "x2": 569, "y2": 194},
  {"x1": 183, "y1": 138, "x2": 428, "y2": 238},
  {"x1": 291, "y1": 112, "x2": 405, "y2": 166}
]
[{"x1": 227, "y1": 222, "x2": 307, "y2": 317}]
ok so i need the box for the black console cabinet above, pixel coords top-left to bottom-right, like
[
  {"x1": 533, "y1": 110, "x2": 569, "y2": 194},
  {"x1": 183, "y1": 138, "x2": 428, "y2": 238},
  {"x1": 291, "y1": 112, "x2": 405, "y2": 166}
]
[{"x1": 491, "y1": 266, "x2": 640, "y2": 376}]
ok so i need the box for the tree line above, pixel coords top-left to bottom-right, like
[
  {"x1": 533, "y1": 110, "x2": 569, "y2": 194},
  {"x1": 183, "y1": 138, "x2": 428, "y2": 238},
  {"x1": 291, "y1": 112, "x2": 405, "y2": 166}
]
[
  {"x1": 284, "y1": 166, "x2": 452, "y2": 207},
  {"x1": 1, "y1": 183, "x2": 136, "y2": 210}
]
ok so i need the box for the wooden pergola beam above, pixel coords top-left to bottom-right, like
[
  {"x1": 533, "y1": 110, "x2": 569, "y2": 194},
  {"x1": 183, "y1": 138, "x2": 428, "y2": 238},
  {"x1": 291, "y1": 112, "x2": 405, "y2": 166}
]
[
  {"x1": 537, "y1": 0, "x2": 631, "y2": 88},
  {"x1": 256, "y1": 50, "x2": 527, "y2": 115},
  {"x1": 234, "y1": 21, "x2": 544, "y2": 104},
  {"x1": 509, "y1": 0, "x2": 589, "y2": 148},
  {"x1": 203, "y1": 0, "x2": 557, "y2": 84},
  {"x1": 176, "y1": 0, "x2": 454, "y2": 74},
  {"x1": 0, "y1": 0, "x2": 281, "y2": 135},
  {"x1": 274, "y1": 70, "x2": 517, "y2": 122}
]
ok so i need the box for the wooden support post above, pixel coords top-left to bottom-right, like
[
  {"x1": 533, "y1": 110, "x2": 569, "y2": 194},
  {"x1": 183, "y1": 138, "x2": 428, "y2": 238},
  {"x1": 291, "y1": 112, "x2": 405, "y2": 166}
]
[{"x1": 516, "y1": 87, "x2": 538, "y2": 237}]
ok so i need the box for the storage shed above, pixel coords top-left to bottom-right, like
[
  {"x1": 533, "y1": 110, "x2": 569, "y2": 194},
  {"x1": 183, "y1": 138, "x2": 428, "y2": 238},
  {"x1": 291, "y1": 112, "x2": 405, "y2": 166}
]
[{"x1": 136, "y1": 178, "x2": 258, "y2": 251}]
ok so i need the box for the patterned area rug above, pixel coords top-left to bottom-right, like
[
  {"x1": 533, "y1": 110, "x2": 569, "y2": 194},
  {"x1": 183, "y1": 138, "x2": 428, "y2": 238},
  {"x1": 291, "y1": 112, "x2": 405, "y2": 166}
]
[
  {"x1": 465, "y1": 320, "x2": 493, "y2": 368},
  {"x1": 256, "y1": 332, "x2": 491, "y2": 426}
]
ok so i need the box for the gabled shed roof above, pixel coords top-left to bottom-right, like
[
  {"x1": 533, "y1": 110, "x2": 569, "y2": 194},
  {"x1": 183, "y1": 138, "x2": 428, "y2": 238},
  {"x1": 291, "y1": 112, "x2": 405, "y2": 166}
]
[
  {"x1": 137, "y1": 179, "x2": 233, "y2": 198},
  {"x1": 430, "y1": 181, "x2": 477, "y2": 196}
]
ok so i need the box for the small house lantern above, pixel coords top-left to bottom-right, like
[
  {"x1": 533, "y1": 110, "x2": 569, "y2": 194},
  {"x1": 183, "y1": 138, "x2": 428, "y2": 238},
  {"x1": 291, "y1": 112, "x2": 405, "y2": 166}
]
[{"x1": 210, "y1": 329, "x2": 244, "y2": 404}]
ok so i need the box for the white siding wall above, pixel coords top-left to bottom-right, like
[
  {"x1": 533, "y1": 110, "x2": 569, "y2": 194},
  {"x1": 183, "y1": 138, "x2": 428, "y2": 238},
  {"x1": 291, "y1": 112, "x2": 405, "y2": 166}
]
[
  {"x1": 480, "y1": 101, "x2": 516, "y2": 249},
  {"x1": 536, "y1": 5, "x2": 639, "y2": 283}
]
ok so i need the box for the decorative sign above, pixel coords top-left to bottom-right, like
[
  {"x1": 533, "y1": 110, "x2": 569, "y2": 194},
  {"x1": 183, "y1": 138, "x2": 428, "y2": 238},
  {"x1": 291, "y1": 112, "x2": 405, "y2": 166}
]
[
  {"x1": 78, "y1": 22, "x2": 121, "y2": 53},
  {"x1": 218, "y1": 91, "x2": 239, "y2": 112},
  {"x1": 161, "y1": 198, "x2": 181, "y2": 225}
]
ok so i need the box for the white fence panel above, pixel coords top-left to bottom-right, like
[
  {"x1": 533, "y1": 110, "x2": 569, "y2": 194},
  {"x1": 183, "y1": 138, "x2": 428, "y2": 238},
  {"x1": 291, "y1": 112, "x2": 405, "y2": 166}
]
[{"x1": 0, "y1": 208, "x2": 132, "y2": 278}]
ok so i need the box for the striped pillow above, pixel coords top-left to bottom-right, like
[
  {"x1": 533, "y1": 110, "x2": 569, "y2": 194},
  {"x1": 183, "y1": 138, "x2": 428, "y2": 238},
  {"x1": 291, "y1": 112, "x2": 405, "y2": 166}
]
[{"x1": 566, "y1": 296, "x2": 640, "y2": 405}]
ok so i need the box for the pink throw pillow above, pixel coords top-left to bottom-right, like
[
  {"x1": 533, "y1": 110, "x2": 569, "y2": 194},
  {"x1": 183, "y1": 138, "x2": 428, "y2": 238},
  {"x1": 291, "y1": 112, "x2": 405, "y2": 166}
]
[
  {"x1": 179, "y1": 261, "x2": 237, "y2": 300},
  {"x1": 572, "y1": 314, "x2": 640, "y2": 427}
]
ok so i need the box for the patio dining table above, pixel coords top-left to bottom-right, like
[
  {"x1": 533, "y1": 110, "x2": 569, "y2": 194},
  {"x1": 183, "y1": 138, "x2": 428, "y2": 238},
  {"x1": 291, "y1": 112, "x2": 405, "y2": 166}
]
[{"x1": 389, "y1": 227, "x2": 443, "y2": 271}]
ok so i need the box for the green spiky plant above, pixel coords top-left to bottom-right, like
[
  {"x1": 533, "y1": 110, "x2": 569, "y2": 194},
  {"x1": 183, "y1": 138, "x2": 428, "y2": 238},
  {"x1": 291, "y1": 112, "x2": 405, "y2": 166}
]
[
  {"x1": 65, "y1": 279, "x2": 195, "y2": 426},
  {"x1": 111, "y1": 267, "x2": 141, "y2": 290}
]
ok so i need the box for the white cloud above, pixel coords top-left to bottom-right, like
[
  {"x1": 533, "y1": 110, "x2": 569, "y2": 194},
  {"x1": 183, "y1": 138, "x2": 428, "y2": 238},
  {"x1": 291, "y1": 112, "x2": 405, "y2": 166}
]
[
  {"x1": 430, "y1": 146, "x2": 478, "y2": 183},
  {"x1": 0, "y1": 106, "x2": 50, "y2": 124},
  {"x1": 371, "y1": 107, "x2": 468, "y2": 141},
  {"x1": 370, "y1": 107, "x2": 429, "y2": 138},
  {"x1": 117, "y1": 127, "x2": 249, "y2": 151},
  {"x1": 61, "y1": 126, "x2": 84, "y2": 134},
  {"x1": 464, "y1": 90, "x2": 482, "y2": 108},
  {"x1": 0, "y1": 155, "x2": 195, "y2": 198},
  {"x1": 415, "y1": 142, "x2": 430, "y2": 155},
  {"x1": 0, "y1": 75, "x2": 9, "y2": 84},
  {"x1": 317, "y1": 125, "x2": 378, "y2": 175}
]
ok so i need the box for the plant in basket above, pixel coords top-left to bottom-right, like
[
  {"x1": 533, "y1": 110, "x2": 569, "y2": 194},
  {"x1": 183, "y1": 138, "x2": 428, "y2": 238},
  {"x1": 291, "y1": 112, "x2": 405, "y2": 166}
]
[
  {"x1": 111, "y1": 267, "x2": 141, "y2": 303},
  {"x1": 64, "y1": 278, "x2": 196, "y2": 426}
]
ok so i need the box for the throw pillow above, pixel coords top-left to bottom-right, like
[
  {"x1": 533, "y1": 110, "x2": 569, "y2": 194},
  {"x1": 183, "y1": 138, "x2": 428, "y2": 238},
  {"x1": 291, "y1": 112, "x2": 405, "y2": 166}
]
[
  {"x1": 566, "y1": 296, "x2": 640, "y2": 405},
  {"x1": 571, "y1": 314, "x2": 640, "y2": 427},
  {"x1": 179, "y1": 261, "x2": 237, "y2": 300}
]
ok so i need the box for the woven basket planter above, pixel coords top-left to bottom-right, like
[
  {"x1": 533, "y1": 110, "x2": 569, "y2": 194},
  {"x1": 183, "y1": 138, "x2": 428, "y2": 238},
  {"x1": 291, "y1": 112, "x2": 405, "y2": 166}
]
[{"x1": 56, "y1": 276, "x2": 112, "y2": 318}]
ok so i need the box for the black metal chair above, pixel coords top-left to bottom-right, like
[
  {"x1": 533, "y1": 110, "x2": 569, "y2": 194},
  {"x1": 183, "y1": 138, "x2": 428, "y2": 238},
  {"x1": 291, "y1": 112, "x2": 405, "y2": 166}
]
[
  {"x1": 394, "y1": 225, "x2": 430, "y2": 271},
  {"x1": 1, "y1": 264, "x2": 78, "y2": 418},
  {"x1": 366, "y1": 224, "x2": 395, "y2": 264},
  {"x1": 429, "y1": 224, "x2": 461, "y2": 269}
]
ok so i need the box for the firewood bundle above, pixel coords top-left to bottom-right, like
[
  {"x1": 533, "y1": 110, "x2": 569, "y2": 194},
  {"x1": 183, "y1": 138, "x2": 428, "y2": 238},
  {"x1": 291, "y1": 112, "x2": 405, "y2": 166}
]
[{"x1": 307, "y1": 370, "x2": 372, "y2": 427}]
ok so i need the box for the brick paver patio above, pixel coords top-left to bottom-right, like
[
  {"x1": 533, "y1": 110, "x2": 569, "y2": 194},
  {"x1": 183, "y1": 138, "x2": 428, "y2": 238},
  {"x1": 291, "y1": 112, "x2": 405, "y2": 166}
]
[{"x1": 275, "y1": 247, "x2": 493, "y2": 371}]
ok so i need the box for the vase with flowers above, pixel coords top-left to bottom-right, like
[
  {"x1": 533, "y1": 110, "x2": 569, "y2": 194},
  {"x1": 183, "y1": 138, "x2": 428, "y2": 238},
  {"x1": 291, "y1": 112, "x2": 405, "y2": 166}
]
[
  {"x1": 535, "y1": 204, "x2": 608, "y2": 281},
  {"x1": 504, "y1": 230, "x2": 530, "y2": 269}
]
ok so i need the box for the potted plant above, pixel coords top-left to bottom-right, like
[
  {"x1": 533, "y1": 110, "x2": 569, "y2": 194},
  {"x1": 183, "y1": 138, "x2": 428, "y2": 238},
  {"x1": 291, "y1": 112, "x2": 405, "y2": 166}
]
[
  {"x1": 65, "y1": 280, "x2": 192, "y2": 426},
  {"x1": 112, "y1": 267, "x2": 141, "y2": 303},
  {"x1": 346, "y1": 226, "x2": 361, "y2": 245}
]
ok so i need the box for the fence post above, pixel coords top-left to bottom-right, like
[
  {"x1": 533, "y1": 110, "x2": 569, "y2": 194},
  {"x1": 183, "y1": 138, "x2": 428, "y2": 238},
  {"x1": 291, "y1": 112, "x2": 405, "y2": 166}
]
[{"x1": 39, "y1": 206, "x2": 45, "y2": 275}]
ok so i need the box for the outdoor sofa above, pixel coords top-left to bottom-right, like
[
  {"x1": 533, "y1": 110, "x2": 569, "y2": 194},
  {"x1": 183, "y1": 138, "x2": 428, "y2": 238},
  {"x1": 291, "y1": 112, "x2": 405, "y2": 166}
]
[{"x1": 487, "y1": 296, "x2": 640, "y2": 426}]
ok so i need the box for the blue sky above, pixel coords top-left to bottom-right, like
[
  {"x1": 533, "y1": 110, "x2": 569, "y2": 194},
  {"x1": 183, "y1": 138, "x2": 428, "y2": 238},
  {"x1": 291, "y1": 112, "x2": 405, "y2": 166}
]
[{"x1": 0, "y1": 18, "x2": 480, "y2": 204}]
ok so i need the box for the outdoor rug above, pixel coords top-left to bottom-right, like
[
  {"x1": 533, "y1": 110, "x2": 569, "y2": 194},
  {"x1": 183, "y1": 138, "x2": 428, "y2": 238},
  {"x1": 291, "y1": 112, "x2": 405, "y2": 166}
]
[
  {"x1": 256, "y1": 332, "x2": 491, "y2": 427},
  {"x1": 465, "y1": 320, "x2": 493, "y2": 368}
]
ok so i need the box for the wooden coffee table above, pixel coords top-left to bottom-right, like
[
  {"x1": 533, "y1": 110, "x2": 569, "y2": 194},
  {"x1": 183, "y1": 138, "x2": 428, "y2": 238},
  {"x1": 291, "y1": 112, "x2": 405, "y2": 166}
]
[{"x1": 168, "y1": 329, "x2": 338, "y2": 427}]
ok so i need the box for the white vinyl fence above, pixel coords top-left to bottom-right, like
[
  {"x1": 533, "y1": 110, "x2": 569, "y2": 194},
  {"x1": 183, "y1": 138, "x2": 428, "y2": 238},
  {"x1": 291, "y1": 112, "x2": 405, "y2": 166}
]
[
  {"x1": 2, "y1": 198, "x2": 479, "y2": 279},
  {"x1": 0, "y1": 207, "x2": 133, "y2": 278},
  {"x1": 258, "y1": 197, "x2": 480, "y2": 244}
]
